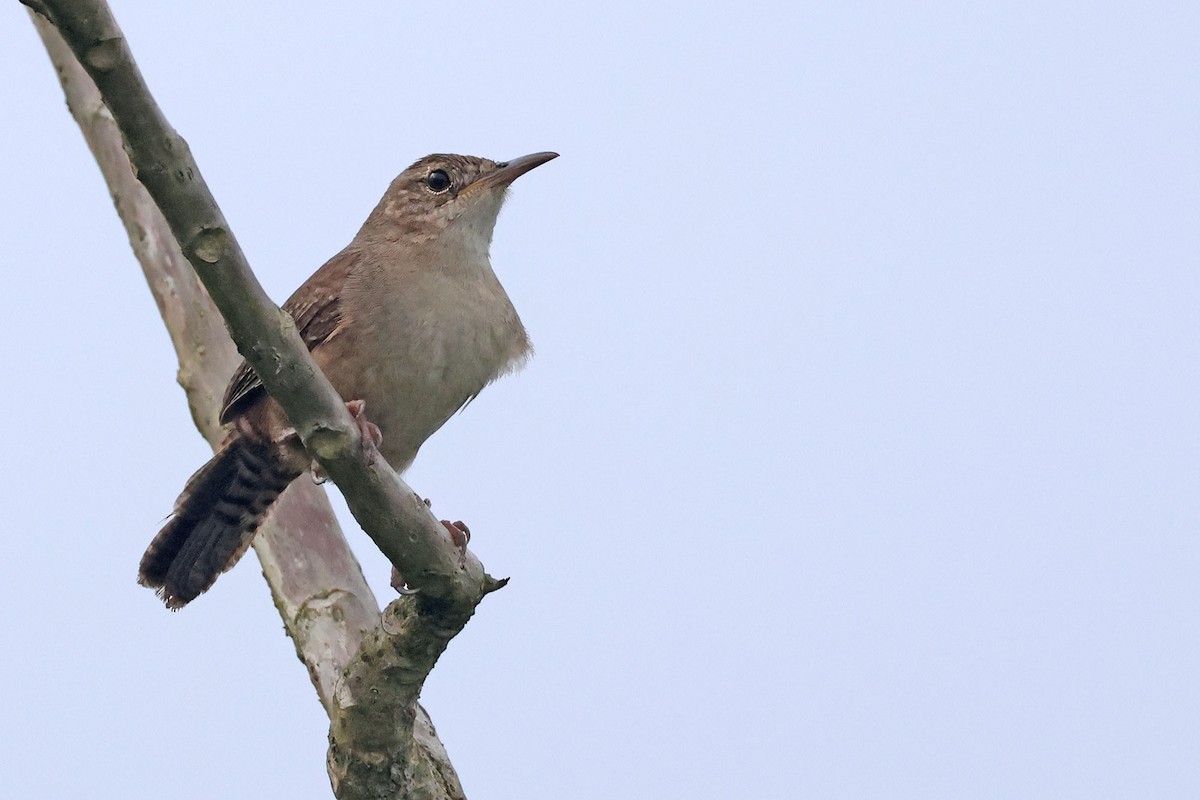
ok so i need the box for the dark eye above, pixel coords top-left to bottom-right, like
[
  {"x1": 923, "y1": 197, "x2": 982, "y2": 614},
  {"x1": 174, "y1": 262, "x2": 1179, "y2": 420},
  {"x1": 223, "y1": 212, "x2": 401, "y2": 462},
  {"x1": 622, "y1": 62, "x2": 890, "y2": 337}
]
[{"x1": 426, "y1": 169, "x2": 452, "y2": 193}]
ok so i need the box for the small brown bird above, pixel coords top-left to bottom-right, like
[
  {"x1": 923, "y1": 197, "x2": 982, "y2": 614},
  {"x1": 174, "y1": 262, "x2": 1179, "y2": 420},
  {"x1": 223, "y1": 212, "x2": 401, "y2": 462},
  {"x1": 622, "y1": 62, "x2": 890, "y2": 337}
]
[{"x1": 139, "y1": 152, "x2": 557, "y2": 608}]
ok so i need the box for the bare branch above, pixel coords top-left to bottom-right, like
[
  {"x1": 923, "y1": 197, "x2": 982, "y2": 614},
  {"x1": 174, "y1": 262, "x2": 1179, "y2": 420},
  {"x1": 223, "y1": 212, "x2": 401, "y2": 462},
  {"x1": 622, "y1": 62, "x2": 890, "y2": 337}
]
[
  {"x1": 29, "y1": 4, "x2": 497, "y2": 797},
  {"x1": 28, "y1": 6, "x2": 379, "y2": 714},
  {"x1": 35, "y1": 0, "x2": 495, "y2": 612}
]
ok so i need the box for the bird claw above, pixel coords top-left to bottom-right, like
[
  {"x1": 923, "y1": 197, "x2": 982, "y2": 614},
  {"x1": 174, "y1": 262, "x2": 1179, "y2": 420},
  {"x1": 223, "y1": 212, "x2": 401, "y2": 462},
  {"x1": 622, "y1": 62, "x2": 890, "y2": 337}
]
[
  {"x1": 425, "y1": 499, "x2": 471, "y2": 553},
  {"x1": 389, "y1": 566, "x2": 421, "y2": 595},
  {"x1": 442, "y1": 519, "x2": 471, "y2": 557},
  {"x1": 345, "y1": 399, "x2": 383, "y2": 462}
]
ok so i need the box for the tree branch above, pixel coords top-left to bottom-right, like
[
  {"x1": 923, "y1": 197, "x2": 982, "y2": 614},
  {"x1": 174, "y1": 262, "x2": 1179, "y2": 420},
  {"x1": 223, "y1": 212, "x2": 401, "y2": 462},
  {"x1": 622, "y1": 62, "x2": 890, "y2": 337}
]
[
  {"x1": 33, "y1": 0, "x2": 495, "y2": 609},
  {"x1": 27, "y1": 10, "x2": 380, "y2": 713},
  {"x1": 28, "y1": 3, "x2": 500, "y2": 797}
]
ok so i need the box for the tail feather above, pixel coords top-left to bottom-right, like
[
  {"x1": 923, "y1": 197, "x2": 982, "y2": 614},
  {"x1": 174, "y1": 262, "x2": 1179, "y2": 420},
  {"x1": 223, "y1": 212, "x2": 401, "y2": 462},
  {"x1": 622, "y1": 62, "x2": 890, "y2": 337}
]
[{"x1": 139, "y1": 433, "x2": 301, "y2": 608}]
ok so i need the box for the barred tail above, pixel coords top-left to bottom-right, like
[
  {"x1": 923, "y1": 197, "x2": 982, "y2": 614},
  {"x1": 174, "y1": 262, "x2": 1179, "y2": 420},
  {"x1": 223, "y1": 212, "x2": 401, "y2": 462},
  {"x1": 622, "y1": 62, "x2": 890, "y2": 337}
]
[{"x1": 138, "y1": 433, "x2": 301, "y2": 609}]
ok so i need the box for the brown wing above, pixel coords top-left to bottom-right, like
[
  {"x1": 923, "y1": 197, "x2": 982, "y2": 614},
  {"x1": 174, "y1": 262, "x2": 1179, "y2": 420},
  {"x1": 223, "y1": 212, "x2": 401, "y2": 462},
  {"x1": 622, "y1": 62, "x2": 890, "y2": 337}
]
[{"x1": 219, "y1": 248, "x2": 361, "y2": 423}]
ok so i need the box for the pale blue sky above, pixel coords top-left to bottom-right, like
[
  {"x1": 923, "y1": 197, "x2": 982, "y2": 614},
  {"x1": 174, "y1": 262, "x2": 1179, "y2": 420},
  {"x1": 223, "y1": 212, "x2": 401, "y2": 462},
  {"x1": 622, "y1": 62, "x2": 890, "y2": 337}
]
[{"x1": 2, "y1": 2, "x2": 1198, "y2": 797}]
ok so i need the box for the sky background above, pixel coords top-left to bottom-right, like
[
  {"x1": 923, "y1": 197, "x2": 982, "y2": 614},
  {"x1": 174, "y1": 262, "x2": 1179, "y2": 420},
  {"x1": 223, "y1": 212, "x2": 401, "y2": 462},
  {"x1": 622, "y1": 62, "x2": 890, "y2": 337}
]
[{"x1": 2, "y1": 1, "x2": 1198, "y2": 797}]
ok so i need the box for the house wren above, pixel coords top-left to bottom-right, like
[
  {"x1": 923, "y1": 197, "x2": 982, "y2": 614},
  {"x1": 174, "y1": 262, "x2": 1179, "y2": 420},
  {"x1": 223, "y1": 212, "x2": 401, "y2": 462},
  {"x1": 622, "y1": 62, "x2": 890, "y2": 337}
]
[{"x1": 138, "y1": 151, "x2": 557, "y2": 608}]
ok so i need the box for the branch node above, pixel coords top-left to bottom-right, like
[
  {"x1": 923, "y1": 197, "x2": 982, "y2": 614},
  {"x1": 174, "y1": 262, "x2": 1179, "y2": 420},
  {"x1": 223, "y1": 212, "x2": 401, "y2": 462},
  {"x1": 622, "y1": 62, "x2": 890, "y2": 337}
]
[
  {"x1": 305, "y1": 424, "x2": 357, "y2": 462},
  {"x1": 83, "y1": 37, "x2": 121, "y2": 71},
  {"x1": 190, "y1": 226, "x2": 228, "y2": 263}
]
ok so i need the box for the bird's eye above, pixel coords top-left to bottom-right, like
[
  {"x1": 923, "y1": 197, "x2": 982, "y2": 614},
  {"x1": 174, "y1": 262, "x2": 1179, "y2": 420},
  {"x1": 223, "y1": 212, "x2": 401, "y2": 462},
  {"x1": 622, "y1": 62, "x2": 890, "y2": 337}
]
[{"x1": 426, "y1": 169, "x2": 452, "y2": 193}]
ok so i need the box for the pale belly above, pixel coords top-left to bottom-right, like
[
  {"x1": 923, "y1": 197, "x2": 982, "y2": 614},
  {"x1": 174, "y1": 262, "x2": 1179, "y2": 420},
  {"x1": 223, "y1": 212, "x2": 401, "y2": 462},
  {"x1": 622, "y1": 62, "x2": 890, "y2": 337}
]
[{"x1": 323, "y1": 295, "x2": 529, "y2": 473}]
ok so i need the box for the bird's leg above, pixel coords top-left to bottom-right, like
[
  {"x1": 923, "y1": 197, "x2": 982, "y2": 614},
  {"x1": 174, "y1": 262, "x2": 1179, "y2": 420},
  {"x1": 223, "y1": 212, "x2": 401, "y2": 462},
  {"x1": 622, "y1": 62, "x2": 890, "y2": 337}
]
[
  {"x1": 442, "y1": 519, "x2": 471, "y2": 551},
  {"x1": 345, "y1": 399, "x2": 383, "y2": 460},
  {"x1": 422, "y1": 497, "x2": 471, "y2": 553}
]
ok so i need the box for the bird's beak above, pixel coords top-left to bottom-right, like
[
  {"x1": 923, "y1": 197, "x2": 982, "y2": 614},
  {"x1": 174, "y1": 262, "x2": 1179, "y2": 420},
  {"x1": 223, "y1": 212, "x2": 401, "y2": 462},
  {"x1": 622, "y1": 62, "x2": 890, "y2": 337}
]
[{"x1": 467, "y1": 152, "x2": 559, "y2": 193}]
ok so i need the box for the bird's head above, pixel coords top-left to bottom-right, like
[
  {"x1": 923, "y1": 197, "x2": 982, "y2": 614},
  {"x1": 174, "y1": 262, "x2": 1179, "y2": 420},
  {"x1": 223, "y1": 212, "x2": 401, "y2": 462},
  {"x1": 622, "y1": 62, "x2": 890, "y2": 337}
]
[{"x1": 360, "y1": 152, "x2": 558, "y2": 249}]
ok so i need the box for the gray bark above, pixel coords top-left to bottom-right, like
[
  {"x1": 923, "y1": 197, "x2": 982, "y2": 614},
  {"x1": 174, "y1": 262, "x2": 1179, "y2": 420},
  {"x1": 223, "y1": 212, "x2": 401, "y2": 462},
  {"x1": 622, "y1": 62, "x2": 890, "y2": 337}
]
[{"x1": 27, "y1": 4, "x2": 504, "y2": 797}]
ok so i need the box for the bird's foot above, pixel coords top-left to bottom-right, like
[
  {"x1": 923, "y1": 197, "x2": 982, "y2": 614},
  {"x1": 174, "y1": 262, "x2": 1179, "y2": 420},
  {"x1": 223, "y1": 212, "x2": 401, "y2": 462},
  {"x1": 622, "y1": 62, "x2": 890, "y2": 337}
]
[
  {"x1": 390, "y1": 566, "x2": 419, "y2": 595},
  {"x1": 442, "y1": 519, "x2": 471, "y2": 553},
  {"x1": 422, "y1": 497, "x2": 471, "y2": 554},
  {"x1": 346, "y1": 399, "x2": 383, "y2": 463}
]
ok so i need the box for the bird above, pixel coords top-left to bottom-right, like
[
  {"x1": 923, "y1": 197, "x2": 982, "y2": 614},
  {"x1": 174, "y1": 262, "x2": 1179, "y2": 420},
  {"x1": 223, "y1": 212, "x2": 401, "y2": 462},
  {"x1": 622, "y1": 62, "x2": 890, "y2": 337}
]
[{"x1": 138, "y1": 151, "x2": 557, "y2": 608}]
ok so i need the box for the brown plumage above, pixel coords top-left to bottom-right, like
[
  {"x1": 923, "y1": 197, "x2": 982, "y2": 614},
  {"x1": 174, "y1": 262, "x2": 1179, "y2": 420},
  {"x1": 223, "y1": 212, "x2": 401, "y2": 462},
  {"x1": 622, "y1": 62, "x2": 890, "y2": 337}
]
[
  {"x1": 138, "y1": 431, "x2": 300, "y2": 608},
  {"x1": 138, "y1": 250, "x2": 359, "y2": 609},
  {"x1": 137, "y1": 152, "x2": 555, "y2": 609}
]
